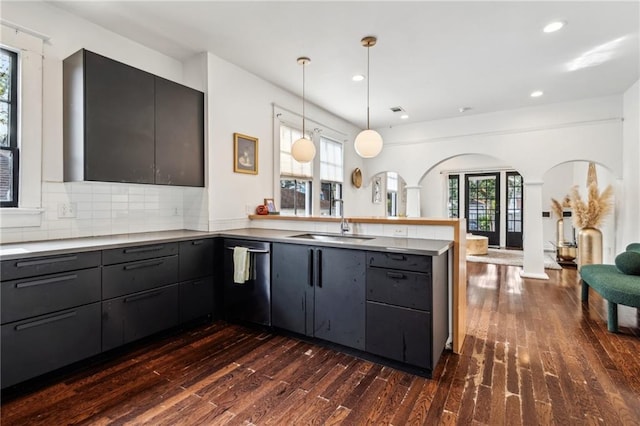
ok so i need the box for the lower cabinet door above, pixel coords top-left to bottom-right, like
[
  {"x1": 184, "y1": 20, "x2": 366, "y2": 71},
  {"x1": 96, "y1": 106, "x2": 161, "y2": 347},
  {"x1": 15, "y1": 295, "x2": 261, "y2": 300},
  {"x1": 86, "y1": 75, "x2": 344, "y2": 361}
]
[
  {"x1": 102, "y1": 284, "x2": 179, "y2": 351},
  {"x1": 1, "y1": 302, "x2": 101, "y2": 388},
  {"x1": 179, "y1": 276, "x2": 214, "y2": 323},
  {"x1": 366, "y1": 301, "x2": 432, "y2": 369}
]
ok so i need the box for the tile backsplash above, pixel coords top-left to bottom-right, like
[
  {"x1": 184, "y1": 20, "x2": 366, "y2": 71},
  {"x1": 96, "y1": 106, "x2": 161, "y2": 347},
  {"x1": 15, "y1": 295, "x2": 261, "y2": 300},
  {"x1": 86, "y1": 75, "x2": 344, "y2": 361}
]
[{"x1": 0, "y1": 181, "x2": 208, "y2": 243}]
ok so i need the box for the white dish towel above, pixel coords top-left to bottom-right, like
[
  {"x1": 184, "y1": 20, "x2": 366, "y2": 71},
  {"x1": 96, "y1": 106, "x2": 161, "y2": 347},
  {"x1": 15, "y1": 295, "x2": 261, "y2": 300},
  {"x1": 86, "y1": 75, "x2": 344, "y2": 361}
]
[{"x1": 233, "y1": 247, "x2": 250, "y2": 284}]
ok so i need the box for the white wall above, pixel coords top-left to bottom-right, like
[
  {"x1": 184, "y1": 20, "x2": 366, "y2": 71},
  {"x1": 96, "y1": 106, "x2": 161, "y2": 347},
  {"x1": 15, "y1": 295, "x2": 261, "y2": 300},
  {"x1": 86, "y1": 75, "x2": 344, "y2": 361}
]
[
  {"x1": 621, "y1": 80, "x2": 640, "y2": 248},
  {"x1": 204, "y1": 52, "x2": 363, "y2": 231}
]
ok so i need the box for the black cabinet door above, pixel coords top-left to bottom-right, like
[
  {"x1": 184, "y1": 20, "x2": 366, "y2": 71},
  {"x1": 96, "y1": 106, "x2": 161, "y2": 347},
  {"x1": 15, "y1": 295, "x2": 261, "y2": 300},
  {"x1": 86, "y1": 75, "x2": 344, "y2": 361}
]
[
  {"x1": 84, "y1": 51, "x2": 155, "y2": 183},
  {"x1": 179, "y1": 239, "x2": 214, "y2": 281},
  {"x1": 366, "y1": 301, "x2": 432, "y2": 369},
  {"x1": 102, "y1": 284, "x2": 179, "y2": 351},
  {"x1": 179, "y1": 277, "x2": 214, "y2": 323},
  {"x1": 1, "y1": 302, "x2": 101, "y2": 388},
  {"x1": 272, "y1": 243, "x2": 313, "y2": 336},
  {"x1": 155, "y1": 77, "x2": 204, "y2": 187},
  {"x1": 314, "y1": 247, "x2": 366, "y2": 350}
]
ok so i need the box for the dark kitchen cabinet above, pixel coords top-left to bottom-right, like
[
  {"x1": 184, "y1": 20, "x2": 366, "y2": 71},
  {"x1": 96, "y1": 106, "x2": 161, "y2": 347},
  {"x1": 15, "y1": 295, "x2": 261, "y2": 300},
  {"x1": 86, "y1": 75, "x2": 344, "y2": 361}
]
[
  {"x1": 179, "y1": 239, "x2": 215, "y2": 323},
  {"x1": 63, "y1": 49, "x2": 204, "y2": 187},
  {"x1": 155, "y1": 78, "x2": 205, "y2": 187},
  {"x1": 365, "y1": 251, "x2": 448, "y2": 373},
  {"x1": 0, "y1": 250, "x2": 102, "y2": 388},
  {"x1": 102, "y1": 284, "x2": 179, "y2": 351},
  {"x1": 272, "y1": 243, "x2": 365, "y2": 350}
]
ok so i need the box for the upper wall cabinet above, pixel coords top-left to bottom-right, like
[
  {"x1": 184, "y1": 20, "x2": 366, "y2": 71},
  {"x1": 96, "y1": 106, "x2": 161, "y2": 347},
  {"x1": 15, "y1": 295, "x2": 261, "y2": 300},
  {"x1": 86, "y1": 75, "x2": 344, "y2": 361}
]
[{"x1": 63, "y1": 50, "x2": 205, "y2": 187}]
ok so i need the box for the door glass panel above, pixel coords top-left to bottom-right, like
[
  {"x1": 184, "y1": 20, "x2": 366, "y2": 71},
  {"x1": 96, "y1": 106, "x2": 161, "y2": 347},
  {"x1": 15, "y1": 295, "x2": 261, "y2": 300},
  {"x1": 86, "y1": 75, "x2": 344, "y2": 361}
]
[{"x1": 467, "y1": 175, "x2": 497, "y2": 232}]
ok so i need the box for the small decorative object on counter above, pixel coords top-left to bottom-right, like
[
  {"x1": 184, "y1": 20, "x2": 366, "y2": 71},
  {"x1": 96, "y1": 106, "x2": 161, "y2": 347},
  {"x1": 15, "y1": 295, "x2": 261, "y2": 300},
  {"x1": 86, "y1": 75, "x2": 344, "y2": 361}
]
[
  {"x1": 264, "y1": 198, "x2": 279, "y2": 215},
  {"x1": 255, "y1": 205, "x2": 269, "y2": 215}
]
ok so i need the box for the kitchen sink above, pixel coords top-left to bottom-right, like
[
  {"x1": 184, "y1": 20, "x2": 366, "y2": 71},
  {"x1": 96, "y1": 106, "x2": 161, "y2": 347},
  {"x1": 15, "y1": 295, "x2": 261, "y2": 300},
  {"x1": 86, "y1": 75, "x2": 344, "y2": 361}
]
[{"x1": 291, "y1": 233, "x2": 375, "y2": 244}]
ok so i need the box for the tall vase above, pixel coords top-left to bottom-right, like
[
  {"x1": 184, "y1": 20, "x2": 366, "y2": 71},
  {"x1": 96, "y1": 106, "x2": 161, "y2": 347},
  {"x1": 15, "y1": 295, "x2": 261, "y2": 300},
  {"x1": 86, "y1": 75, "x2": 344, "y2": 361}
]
[
  {"x1": 556, "y1": 219, "x2": 564, "y2": 246},
  {"x1": 577, "y1": 227, "x2": 602, "y2": 269}
]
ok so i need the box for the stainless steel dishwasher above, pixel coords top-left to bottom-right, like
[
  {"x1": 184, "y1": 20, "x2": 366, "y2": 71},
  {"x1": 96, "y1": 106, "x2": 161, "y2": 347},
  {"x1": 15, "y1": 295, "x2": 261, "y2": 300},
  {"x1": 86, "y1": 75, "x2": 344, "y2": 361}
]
[{"x1": 223, "y1": 239, "x2": 271, "y2": 326}]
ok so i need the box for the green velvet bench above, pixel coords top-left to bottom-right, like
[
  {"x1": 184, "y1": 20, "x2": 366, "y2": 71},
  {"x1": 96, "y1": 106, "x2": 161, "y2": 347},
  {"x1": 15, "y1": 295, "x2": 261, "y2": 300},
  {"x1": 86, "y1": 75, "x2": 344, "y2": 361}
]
[{"x1": 580, "y1": 243, "x2": 640, "y2": 332}]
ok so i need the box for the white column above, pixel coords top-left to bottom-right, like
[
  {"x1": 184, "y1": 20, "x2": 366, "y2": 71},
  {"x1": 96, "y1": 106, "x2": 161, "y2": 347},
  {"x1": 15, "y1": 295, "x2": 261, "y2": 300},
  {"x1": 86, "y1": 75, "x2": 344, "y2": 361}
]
[
  {"x1": 521, "y1": 181, "x2": 549, "y2": 280},
  {"x1": 405, "y1": 185, "x2": 421, "y2": 217}
]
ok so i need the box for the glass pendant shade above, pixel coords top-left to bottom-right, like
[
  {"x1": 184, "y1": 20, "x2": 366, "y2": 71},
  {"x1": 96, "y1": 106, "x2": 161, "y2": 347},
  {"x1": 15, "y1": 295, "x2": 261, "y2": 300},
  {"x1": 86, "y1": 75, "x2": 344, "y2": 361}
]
[
  {"x1": 354, "y1": 129, "x2": 383, "y2": 158},
  {"x1": 291, "y1": 136, "x2": 316, "y2": 163}
]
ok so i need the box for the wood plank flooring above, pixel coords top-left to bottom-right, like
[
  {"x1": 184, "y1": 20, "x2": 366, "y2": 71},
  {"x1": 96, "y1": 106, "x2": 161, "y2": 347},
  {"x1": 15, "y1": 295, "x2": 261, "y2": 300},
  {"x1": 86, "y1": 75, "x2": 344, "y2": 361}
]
[{"x1": 2, "y1": 263, "x2": 639, "y2": 425}]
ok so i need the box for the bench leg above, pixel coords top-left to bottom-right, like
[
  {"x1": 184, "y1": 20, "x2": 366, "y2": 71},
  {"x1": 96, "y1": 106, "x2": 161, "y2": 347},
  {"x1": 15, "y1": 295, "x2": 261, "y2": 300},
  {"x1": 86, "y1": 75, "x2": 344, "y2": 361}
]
[
  {"x1": 607, "y1": 301, "x2": 618, "y2": 333},
  {"x1": 581, "y1": 280, "x2": 589, "y2": 302}
]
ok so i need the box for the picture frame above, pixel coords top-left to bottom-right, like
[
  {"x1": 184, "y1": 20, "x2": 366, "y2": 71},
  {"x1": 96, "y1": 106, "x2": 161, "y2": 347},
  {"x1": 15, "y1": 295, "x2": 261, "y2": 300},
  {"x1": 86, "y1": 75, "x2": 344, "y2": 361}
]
[
  {"x1": 264, "y1": 198, "x2": 277, "y2": 213},
  {"x1": 234, "y1": 133, "x2": 259, "y2": 174}
]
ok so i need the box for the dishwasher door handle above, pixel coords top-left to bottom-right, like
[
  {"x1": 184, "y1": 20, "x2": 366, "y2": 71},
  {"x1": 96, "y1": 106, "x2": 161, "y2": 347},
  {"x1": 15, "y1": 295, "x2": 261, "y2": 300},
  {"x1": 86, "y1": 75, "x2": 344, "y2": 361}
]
[{"x1": 225, "y1": 247, "x2": 270, "y2": 254}]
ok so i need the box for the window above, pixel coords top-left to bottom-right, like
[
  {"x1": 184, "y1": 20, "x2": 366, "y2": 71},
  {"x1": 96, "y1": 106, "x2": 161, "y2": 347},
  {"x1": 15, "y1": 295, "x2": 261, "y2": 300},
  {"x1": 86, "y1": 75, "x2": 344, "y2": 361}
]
[
  {"x1": 1, "y1": 48, "x2": 18, "y2": 207},
  {"x1": 279, "y1": 125, "x2": 312, "y2": 215},
  {"x1": 319, "y1": 137, "x2": 343, "y2": 216},
  {"x1": 448, "y1": 175, "x2": 459, "y2": 218}
]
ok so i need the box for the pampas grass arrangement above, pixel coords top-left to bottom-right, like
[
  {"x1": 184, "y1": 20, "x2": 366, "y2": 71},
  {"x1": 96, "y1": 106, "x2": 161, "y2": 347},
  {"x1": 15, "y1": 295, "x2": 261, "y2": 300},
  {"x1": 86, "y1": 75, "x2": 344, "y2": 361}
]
[
  {"x1": 550, "y1": 195, "x2": 570, "y2": 219},
  {"x1": 569, "y1": 183, "x2": 614, "y2": 229}
]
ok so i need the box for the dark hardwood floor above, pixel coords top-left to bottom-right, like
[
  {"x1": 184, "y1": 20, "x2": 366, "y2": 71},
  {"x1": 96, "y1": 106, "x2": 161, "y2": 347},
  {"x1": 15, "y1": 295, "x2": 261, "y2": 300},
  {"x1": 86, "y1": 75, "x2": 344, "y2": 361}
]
[{"x1": 2, "y1": 263, "x2": 639, "y2": 425}]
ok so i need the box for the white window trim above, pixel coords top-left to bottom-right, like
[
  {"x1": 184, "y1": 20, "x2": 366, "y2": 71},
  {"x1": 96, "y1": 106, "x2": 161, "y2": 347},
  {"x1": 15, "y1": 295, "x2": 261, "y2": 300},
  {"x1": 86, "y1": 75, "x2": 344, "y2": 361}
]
[
  {"x1": 0, "y1": 24, "x2": 45, "y2": 228},
  {"x1": 273, "y1": 104, "x2": 347, "y2": 217}
]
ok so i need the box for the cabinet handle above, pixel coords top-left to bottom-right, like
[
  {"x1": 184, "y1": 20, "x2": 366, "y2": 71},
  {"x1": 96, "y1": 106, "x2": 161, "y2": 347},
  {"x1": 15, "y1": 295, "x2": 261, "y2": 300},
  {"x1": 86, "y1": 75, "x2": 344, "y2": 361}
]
[
  {"x1": 191, "y1": 240, "x2": 204, "y2": 246},
  {"x1": 191, "y1": 280, "x2": 205, "y2": 286},
  {"x1": 124, "y1": 290, "x2": 162, "y2": 303},
  {"x1": 308, "y1": 249, "x2": 314, "y2": 287},
  {"x1": 15, "y1": 274, "x2": 78, "y2": 289},
  {"x1": 15, "y1": 311, "x2": 77, "y2": 331},
  {"x1": 389, "y1": 254, "x2": 406, "y2": 261},
  {"x1": 316, "y1": 250, "x2": 322, "y2": 288},
  {"x1": 386, "y1": 272, "x2": 405, "y2": 279},
  {"x1": 124, "y1": 245, "x2": 165, "y2": 254},
  {"x1": 16, "y1": 255, "x2": 78, "y2": 268},
  {"x1": 123, "y1": 260, "x2": 163, "y2": 271}
]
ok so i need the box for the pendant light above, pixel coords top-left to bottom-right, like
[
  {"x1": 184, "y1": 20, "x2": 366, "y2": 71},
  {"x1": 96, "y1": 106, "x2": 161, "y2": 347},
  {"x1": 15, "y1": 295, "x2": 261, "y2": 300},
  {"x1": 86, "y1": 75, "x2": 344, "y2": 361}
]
[
  {"x1": 354, "y1": 36, "x2": 383, "y2": 158},
  {"x1": 291, "y1": 57, "x2": 316, "y2": 163}
]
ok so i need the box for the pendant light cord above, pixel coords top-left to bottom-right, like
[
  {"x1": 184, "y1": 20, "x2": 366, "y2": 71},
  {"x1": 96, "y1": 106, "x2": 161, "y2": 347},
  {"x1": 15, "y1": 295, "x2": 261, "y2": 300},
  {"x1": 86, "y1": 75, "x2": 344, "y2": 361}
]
[
  {"x1": 302, "y1": 61, "x2": 306, "y2": 137},
  {"x1": 366, "y1": 44, "x2": 370, "y2": 130}
]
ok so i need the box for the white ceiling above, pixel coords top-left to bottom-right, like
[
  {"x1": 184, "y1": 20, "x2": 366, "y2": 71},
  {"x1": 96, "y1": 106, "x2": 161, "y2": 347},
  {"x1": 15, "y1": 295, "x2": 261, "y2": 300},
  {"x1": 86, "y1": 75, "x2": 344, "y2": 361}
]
[{"x1": 48, "y1": 1, "x2": 639, "y2": 129}]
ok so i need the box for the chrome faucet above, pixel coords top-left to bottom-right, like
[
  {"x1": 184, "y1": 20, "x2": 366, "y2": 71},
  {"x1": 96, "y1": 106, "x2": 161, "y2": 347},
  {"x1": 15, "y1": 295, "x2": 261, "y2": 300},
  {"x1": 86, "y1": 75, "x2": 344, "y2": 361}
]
[{"x1": 335, "y1": 199, "x2": 350, "y2": 235}]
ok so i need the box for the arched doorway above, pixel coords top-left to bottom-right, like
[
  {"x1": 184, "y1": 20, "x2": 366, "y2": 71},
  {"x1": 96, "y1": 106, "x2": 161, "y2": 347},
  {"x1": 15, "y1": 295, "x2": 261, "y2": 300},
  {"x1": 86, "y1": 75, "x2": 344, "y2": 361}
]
[{"x1": 418, "y1": 153, "x2": 524, "y2": 248}]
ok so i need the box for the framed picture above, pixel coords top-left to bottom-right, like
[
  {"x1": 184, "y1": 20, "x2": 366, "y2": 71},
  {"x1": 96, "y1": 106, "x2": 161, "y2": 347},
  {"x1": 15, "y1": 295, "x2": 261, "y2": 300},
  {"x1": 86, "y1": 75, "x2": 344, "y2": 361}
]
[
  {"x1": 234, "y1": 133, "x2": 258, "y2": 174},
  {"x1": 264, "y1": 198, "x2": 277, "y2": 213}
]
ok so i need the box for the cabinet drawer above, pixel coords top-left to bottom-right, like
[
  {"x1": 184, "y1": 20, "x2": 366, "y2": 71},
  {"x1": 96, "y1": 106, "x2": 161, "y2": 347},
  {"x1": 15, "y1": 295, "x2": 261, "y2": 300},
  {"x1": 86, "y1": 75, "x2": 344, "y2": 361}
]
[
  {"x1": 366, "y1": 268, "x2": 431, "y2": 311},
  {"x1": 102, "y1": 242, "x2": 178, "y2": 265},
  {"x1": 102, "y1": 255, "x2": 178, "y2": 299},
  {"x1": 366, "y1": 301, "x2": 432, "y2": 369},
  {"x1": 179, "y1": 276, "x2": 214, "y2": 323},
  {"x1": 1, "y1": 251, "x2": 101, "y2": 281},
  {"x1": 102, "y1": 284, "x2": 179, "y2": 351},
  {"x1": 367, "y1": 251, "x2": 431, "y2": 273},
  {"x1": 1, "y1": 268, "x2": 101, "y2": 324},
  {"x1": 1, "y1": 302, "x2": 101, "y2": 388},
  {"x1": 179, "y1": 239, "x2": 214, "y2": 281}
]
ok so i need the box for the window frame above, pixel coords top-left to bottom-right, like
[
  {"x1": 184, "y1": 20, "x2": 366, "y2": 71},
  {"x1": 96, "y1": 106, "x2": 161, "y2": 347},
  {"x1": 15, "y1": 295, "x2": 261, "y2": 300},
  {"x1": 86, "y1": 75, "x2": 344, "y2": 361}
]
[
  {"x1": 447, "y1": 174, "x2": 460, "y2": 219},
  {"x1": 1, "y1": 47, "x2": 19, "y2": 208}
]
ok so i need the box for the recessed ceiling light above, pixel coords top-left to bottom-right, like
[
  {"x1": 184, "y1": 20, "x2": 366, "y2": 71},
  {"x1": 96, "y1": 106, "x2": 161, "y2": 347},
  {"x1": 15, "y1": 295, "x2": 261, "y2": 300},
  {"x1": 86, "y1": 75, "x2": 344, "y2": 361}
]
[
  {"x1": 543, "y1": 21, "x2": 566, "y2": 33},
  {"x1": 400, "y1": 114, "x2": 409, "y2": 120},
  {"x1": 352, "y1": 74, "x2": 365, "y2": 82},
  {"x1": 458, "y1": 107, "x2": 472, "y2": 113},
  {"x1": 530, "y1": 90, "x2": 544, "y2": 98}
]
